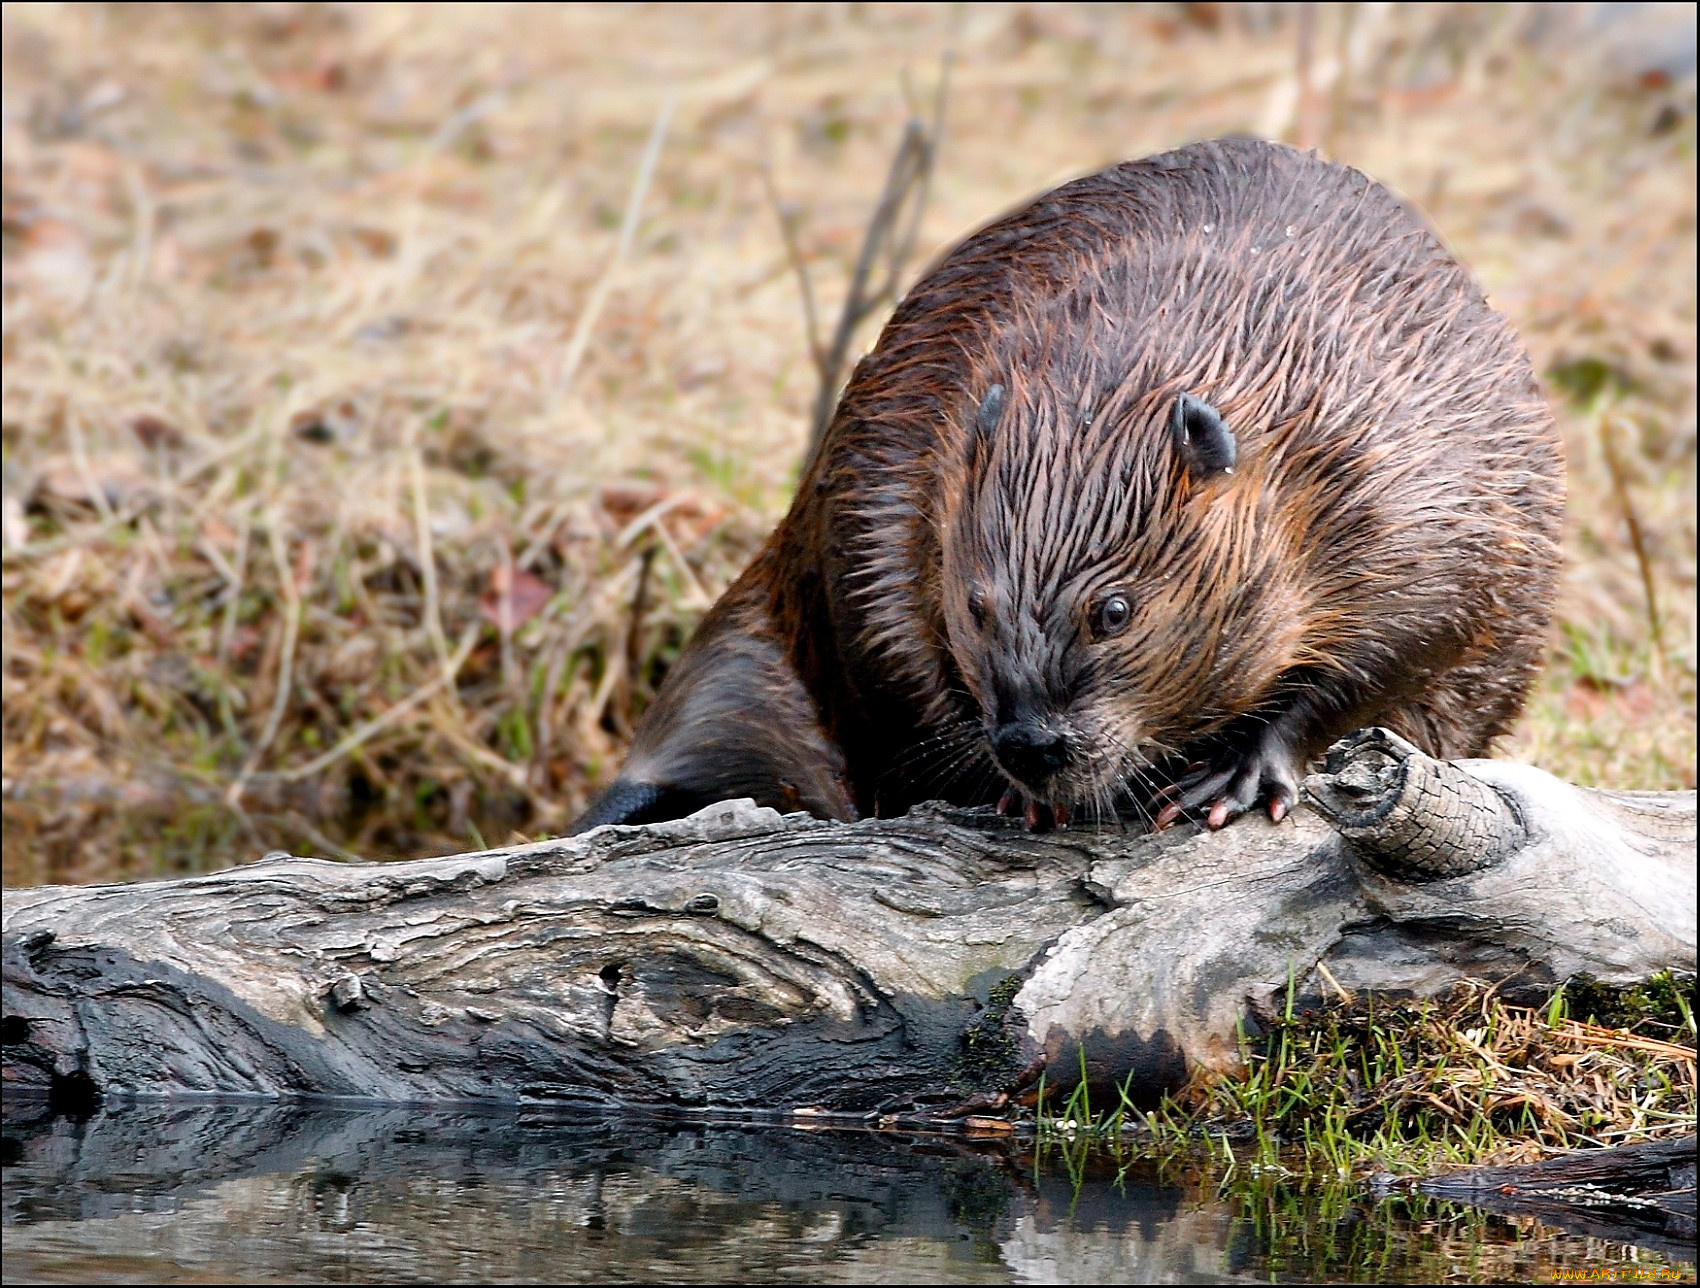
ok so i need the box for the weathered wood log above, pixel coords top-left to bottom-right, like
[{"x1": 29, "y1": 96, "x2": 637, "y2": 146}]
[
  {"x1": 3, "y1": 731, "x2": 1694, "y2": 1112},
  {"x1": 1373, "y1": 1134, "x2": 1698, "y2": 1262}
]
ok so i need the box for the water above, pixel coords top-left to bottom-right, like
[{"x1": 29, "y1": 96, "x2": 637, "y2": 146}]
[{"x1": 3, "y1": 1100, "x2": 1692, "y2": 1284}]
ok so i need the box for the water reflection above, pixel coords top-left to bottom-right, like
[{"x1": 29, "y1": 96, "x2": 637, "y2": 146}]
[{"x1": 2, "y1": 1100, "x2": 1688, "y2": 1284}]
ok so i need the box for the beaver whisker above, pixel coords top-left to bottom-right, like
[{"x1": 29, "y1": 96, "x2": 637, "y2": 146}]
[
  {"x1": 1093, "y1": 728, "x2": 1164, "y2": 830},
  {"x1": 880, "y1": 721, "x2": 978, "y2": 773},
  {"x1": 878, "y1": 721, "x2": 986, "y2": 796}
]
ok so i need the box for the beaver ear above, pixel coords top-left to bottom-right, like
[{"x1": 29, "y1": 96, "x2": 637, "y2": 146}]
[
  {"x1": 1170, "y1": 392, "x2": 1237, "y2": 476},
  {"x1": 971, "y1": 384, "x2": 1006, "y2": 459}
]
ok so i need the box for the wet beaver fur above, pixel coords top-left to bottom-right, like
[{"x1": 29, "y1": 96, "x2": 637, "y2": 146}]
[{"x1": 572, "y1": 137, "x2": 1564, "y2": 835}]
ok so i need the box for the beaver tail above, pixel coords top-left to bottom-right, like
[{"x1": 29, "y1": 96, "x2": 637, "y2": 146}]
[{"x1": 568, "y1": 780, "x2": 717, "y2": 833}]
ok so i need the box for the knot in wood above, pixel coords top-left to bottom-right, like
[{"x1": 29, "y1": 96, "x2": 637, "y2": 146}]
[
  {"x1": 19, "y1": 930, "x2": 55, "y2": 960},
  {"x1": 329, "y1": 973, "x2": 369, "y2": 1012},
  {"x1": 1332, "y1": 749, "x2": 1402, "y2": 802}
]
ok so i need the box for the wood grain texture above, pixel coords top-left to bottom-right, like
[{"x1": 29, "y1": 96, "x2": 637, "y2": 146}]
[{"x1": 4, "y1": 734, "x2": 1693, "y2": 1112}]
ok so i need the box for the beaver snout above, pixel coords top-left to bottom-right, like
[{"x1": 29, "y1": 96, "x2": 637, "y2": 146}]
[{"x1": 990, "y1": 721, "x2": 1072, "y2": 791}]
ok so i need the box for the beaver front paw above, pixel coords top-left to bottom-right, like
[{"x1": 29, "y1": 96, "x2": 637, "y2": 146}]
[{"x1": 1150, "y1": 741, "x2": 1300, "y2": 831}]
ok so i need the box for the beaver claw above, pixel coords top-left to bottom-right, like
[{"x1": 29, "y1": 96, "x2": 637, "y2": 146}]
[
  {"x1": 997, "y1": 789, "x2": 1068, "y2": 832},
  {"x1": 1151, "y1": 745, "x2": 1299, "y2": 831}
]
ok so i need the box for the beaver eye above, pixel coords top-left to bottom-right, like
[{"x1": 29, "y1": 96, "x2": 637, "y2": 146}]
[
  {"x1": 1091, "y1": 593, "x2": 1133, "y2": 640},
  {"x1": 967, "y1": 587, "x2": 989, "y2": 629}
]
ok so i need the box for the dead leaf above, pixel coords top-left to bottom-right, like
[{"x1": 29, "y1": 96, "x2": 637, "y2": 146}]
[
  {"x1": 227, "y1": 624, "x2": 264, "y2": 666},
  {"x1": 23, "y1": 217, "x2": 94, "y2": 305},
  {"x1": 598, "y1": 481, "x2": 667, "y2": 529},
  {"x1": 32, "y1": 455, "x2": 153, "y2": 513},
  {"x1": 479, "y1": 566, "x2": 554, "y2": 630},
  {"x1": 129, "y1": 414, "x2": 185, "y2": 451},
  {"x1": 200, "y1": 515, "x2": 238, "y2": 547},
  {"x1": 290, "y1": 401, "x2": 361, "y2": 445},
  {"x1": 350, "y1": 226, "x2": 396, "y2": 258},
  {"x1": 246, "y1": 227, "x2": 281, "y2": 269}
]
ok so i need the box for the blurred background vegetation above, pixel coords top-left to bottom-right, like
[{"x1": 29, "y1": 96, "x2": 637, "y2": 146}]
[{"x1": 2, "y1": 3, "x2": 1694, "y2": 885}]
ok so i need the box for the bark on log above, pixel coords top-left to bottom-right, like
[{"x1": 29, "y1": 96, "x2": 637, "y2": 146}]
[
  {"x1": 3, "y1": 731, "x2": 1694, "y2": 1112},
  {"x1": 1374, "y1": 1134, "x2": 1699, "y2": 1261}
]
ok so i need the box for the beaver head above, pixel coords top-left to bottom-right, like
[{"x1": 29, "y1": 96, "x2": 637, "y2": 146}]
[{"x1": 938, "y1": 368, "x2": 1315, "y2": 818}]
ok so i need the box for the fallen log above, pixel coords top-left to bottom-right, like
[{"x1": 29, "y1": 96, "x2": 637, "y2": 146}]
[
  {"x1": 1373, "y1": 1134, "x2": 1698, "y2": 1262},
  {"x1": 3, "y1": 730, "x2": 1694, "y2": 1112}
]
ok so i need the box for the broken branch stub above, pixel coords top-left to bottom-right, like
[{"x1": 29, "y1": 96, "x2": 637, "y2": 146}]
[
  {"x1": 3, "y1": 731, "x2": 1693, "y2": 1111},
  {"x1": 1303, "y1": 726, "x2": 1528, "y2": 878}
]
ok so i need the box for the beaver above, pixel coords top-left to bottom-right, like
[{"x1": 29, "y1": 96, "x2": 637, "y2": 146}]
[{"x1": 572, "y1": 136, "x2": 1564, "y2": 835}]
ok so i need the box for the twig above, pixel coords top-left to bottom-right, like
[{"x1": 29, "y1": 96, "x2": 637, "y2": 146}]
[
  {"x1": 2, "y1": 425, "x2": 261, "y2": 565},
  {"x1": 624, "y1": 544, "x2": 657, "y2": 688},
  {"x1": 275, "y1": 620, "x2": 480, "y2": 783},
  {"x1": 555, "y1": 93, "x2": 675, "y2": 403},
  {"x1": 426, "y1": 91, "x2": 505, "y2": 158},
  {"x1": 275, "y1": 811, "x2": 367, "y2": 864},
  {"x1": 1599, "y1": 411, "x2": 1666, "y2": 671},
  {"x1": 585, "y1": 560, "x2": 657, "y2": 735},
  {"x1": 612, "y1": 490, "x2": 703, "y2": 548},
  {"x1": 123, "y1": 157, "x2": 155, "y2": 292},
  {"x1": 497, "y1": 535, "x2": 518, "y2": 698},
  {"x1": 886, "y1": 57, "x2": 951, "y2": 312},
  {"x1": 1556, "y1": 1019, "x2": 1696, "y2": 1063},
  {"x1": 409, "y1": 433, "x2": 457, "y2": 701},
  {"x1": 762, "y1": 61, "x2": 951, "y2": 465},
  {"x1": 214, "y1": 507, "x2": 252, "y2": 669},
  {"x1": 1294, "y1": 2, "x2": 1319, "y2": 150},
  {"x1": 647, "y1": 512, "x2": 711, "y2": 610},
  {"x1": 64, "y1": 406, "x2": 115, "y2": 525},
  {"x1": 423, "y1": 690, "x2": 530, "y2": 786},
  {"x1": 226, "y1": 519, "x2": 301, "y2": 808},
  {"x1": 759, "y1": 161, "x2": 827, "y2": 381},
  {"x1": 614, "y1": 545, "x2": 659, "y2": 739},
  {"x1": 807, "y1": 121, "x2": 927, "y2": 454},
  {"x1": 0, "y1": 508, "x2": 140, "y2": 562},
  {"x1": 615, "y1": 490, "x2": 712, "y2": 607},
  {"x1": 1316, "y1": 960, "x2": 1356, "y2": 1007},
  {"x1": 531, "y1": 636, "x2": 571, "y2": 785}
]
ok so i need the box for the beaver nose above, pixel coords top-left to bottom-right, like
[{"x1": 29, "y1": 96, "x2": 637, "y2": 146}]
[{"x1": 991, "y1": 722, "x2": 1070, "y2": 787}]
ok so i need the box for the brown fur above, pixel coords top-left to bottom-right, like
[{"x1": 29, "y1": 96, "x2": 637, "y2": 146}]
[{"x1": 572, "y1": 138, "x2": 1564, "y2": 834}]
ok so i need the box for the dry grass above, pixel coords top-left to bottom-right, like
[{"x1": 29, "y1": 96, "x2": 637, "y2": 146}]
[
  {"x1": 2, "y1": 3, "x2": 1694, "y2": 883},
  {"x1": 1038, "y1": 971, "x2": 1695, "y2": 1268},
  {"x1": 1164, "y1": 976, "x2": 1699, "y2": 1174}
]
